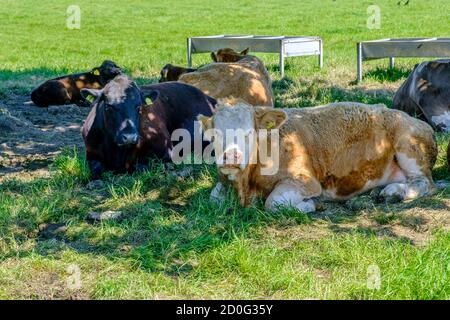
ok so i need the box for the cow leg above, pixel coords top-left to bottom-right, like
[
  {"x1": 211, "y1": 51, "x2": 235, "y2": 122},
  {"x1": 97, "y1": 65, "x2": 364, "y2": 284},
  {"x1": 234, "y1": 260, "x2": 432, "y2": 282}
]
[
  {"x1": 380, "y1": 148, "x2": 436, "y2": 203},
  {"x1": 88, "y1": 160, "x2": 104, "y2": 180},
  {"x1": 265, "y1": 177, "x2": 322, "y2": 213},
  {"x1": 210, "y1": 182, "x2": 227, "y2": 203}
]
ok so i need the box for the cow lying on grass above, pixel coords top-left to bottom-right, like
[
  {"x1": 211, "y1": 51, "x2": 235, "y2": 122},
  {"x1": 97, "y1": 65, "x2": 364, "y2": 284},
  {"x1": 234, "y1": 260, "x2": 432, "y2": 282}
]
[
  {"x1": 159, "y1": 64, "x2": 197, "y2": 82},
  {"x1": 199, "y1": 101, "x2": 437, "y2": 211},
  {"x1": 179, "y1": 48, "x2": 274, "y2": 106},
  {"x1": 81, "y1": 75, "x2": 215, "y2": 179},
  {"x1": 31, "y1": 60, "x2": 122, "y2": 108},
  {"x1": 393, "y1": 59, "x2": 450, "y2": 132}
]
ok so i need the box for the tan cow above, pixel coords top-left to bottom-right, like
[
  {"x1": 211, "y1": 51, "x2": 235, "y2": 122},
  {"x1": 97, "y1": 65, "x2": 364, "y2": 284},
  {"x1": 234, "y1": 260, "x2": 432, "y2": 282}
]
[
  {"x1": 199, "y1": 101, "x2": 437, "y2": 211},
  {"x1": 179, "y1": 48, "x2": 274, "y2": 106}
]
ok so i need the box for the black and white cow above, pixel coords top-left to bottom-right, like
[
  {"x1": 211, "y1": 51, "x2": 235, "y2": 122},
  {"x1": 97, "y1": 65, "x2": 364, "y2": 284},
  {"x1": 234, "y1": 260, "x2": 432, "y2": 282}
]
[{"x1": 393, "y1": 59, "x2": 450, "y2": 132}]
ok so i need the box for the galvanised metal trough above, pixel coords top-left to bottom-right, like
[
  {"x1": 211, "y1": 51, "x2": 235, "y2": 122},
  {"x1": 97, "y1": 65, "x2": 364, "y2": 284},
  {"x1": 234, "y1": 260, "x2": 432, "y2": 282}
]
[
  {"x1": 357, "y1": 38, "x2": 450, "y2": 82},
  {"x1": 187, "y1": 35, "x2": 323, "y2": 77}
]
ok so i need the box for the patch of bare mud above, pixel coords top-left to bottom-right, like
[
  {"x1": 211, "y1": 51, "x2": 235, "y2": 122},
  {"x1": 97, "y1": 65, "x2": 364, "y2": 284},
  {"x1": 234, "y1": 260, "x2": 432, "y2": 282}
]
[{"x1": 0, "y1": 95, "x2": 90, "y2": 182}]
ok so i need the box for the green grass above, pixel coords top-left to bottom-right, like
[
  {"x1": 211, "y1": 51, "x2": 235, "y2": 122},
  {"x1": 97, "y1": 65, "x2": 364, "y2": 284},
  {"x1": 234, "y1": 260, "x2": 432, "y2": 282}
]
[
  {"x1": 1, "y1": 0, "x2": 450, "y2": 299},
  {"x1": 0, "y1": 144, "x2": 449, "y2": 299}
]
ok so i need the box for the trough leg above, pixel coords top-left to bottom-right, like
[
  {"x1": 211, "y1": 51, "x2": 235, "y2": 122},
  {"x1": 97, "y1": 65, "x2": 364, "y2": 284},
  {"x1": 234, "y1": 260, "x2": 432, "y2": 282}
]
[
  {"x1": 357, "y1": 42, "x2": 363, "y2": 82},
  {"x1": 187, "y1": 38, "x2": 192, "y2": 68},
  {"x1": 279, "y1": 45, "x2": 285, "y2": 78},
  {"x1": 319, "y1": 39, "x2": 324, "y2": 68},
  {"x1": 389, "y1": 57, "x2": 395, "y2": 69}
]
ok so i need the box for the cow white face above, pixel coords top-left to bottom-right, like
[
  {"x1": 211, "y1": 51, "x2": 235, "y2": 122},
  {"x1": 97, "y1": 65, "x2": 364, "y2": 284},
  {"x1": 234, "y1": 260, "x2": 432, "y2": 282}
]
[{"x1": 199, "y1": 101, "x2": 287, "y2": 178}]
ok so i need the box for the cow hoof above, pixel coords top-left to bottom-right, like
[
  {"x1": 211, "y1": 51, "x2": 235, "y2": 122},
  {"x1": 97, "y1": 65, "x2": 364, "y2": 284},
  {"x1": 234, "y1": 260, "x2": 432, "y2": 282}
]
[
  {"x1": 380, "y1": 183, "x2": 407, "y2": 203},
  {"x1": 294, "y1": 199, "x2": 316, "y2": 213},
  {"x1": 210, "y1": 182, "x2": 227, "y2": 203},
  {"x1": 435, "y1": 180, "x2": 450, "y2": 190},
  {"x1": 86, "y1": 179, "x2": 105, "y2": 190},
  {"x1": 135, "y1": 164, "x2": 148, "y2": 173}
]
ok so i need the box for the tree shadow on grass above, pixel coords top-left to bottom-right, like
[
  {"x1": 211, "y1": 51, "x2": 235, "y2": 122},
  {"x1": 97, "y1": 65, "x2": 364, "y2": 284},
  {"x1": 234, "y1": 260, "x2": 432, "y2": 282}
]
[
  {"x1": 362, "y1": 66, "x2": 412, "y2": 83},
  {"x1": 1, "y1": 155, "x2": 449, "y2": 276}
]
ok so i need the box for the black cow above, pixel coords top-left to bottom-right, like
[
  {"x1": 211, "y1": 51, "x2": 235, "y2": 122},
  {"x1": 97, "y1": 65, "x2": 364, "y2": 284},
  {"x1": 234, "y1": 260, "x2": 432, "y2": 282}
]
[
  {"x1": 393, "y1": 59, "x2": 450, "y2": 132},
  {"x1": 159, "y1": 64, "x2": 197, "y2": 82},
  {"x1": 81, "y1": 75, "x2": 215, "y2": 179},
  {"x1": 31, "y1": 60, "x2": 122, "y2": 108}
]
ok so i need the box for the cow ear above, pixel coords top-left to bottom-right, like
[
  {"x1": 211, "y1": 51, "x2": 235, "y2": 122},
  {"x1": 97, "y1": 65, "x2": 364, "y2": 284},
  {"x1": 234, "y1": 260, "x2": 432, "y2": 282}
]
[
  {"x1": 255, "y1": 108, "x2": 287, "y2": 130},
  {"x1": 91, "y1": 67, "x2": 101, "y2": 76},
  {"x1": 241, "y1": 48, "x2": 249, "y2": 55},
  {"x1": 211, "y1": 52, "x2": 217, "y2": 62},
  {"x1": 143, "y1": 90, "x2": 159, "y2": 105},
  {"x1": 198, "y1": 114, "x2": 212, "y2": 131},
  {"x1": 198, "y1": 115, "x2": 214, "y2": 141},
  {"x1": 81, "y1": 88, "x2": 102, "y2": 104}
]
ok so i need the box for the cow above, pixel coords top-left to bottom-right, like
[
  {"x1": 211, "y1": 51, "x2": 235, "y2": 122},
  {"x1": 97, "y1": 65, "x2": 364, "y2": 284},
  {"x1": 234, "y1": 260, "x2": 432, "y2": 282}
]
[
  {"x1": 210, "y1": 48, "x2": 250, "y2": 63},
  {"x1": 31, "y1": 60, "x2": 122, "y2": 108},
  {"x1": 210, "y1": 47, "x2": 271, "y2": 85},
  {"x1": 81, "y1": 75, "x2": 215, "y2": 179},
  {"x1": 393, "y1": 59, "x2": 450, "y2": 132},
  {"x1": 198, "y1": 100, "x2": 437, "y2": 211},
  {"x1": 159, "y1": 64, "x2": 197, "y2": 82},
  {"x1": 179, "y1": 48, "x2": 274, "y2": 107}
]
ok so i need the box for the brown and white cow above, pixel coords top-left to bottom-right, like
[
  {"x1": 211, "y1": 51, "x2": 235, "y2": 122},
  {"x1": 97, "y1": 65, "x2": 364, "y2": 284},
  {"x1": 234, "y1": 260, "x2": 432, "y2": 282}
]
[
  {"x1": 179, "y1": 48, "x2": 274, "y2": 107},
  {"x1": 393, "y1": 59, "x2": 450, "y2": 132},
  {"x1": 199, "y1": 101, "x2": 437, "y2": 211}
]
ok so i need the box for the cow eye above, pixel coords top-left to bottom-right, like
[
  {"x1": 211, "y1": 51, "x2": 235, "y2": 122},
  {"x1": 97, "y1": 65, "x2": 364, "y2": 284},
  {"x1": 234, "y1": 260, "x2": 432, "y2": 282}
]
[{"x1": 104, "y1": 104, "x2": 115, "y2": 111}]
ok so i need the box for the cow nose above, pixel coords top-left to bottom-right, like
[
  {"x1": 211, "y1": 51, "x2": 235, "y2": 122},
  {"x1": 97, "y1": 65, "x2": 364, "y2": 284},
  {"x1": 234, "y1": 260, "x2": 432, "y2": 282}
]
[
  {"x1": 120, "y1": 133, "x2": 138, "y2": 145},
  {"x1": 111, "y1": 67, "x2": 122, "y2": 75},
  {"x1": 223, "y1": 149, "x2": 243, "y2": 165}
]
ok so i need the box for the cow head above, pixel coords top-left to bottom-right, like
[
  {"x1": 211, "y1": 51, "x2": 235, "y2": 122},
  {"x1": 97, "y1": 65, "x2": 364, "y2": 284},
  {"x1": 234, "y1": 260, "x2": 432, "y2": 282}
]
[
  {"x1": 159, "y1": 64, "x2": 173, "y2": 83},
  {"x1": 91, "y1": 60, "x2": 123, "y2": 86},
  {"x1": 211, "y1": 48, "x2": 250, "y2": 63},
  {"x1": 159, "y1": 64, "x2": 197, "y2": 83},
  {"x1": 81, "y1": 75, "x2": 142, "y2": 147},
  {"x1": 198, "y1": 100, "x2": 286, "y2": 178}
]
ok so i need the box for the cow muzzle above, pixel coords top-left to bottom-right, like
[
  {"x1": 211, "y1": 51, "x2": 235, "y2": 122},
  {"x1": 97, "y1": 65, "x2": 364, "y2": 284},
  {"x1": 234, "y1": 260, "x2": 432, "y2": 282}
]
[
  {"x1": 218, "y1": 149, "x2": 244, "y2": 175},
  {"x1": 117, "y1": 133, "x2": 139, "y2": 146}
]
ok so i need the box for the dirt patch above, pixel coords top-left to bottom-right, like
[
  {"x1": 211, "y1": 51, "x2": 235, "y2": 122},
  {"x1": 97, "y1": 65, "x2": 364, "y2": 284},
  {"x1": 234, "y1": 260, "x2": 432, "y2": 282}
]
[{"x1": 0, "y1": 95, "x2": 90, "y2": 182}]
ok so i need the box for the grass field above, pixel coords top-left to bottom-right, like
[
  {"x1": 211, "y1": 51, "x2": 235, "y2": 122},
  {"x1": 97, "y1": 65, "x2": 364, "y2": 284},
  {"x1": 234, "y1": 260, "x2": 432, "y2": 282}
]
[{"x1": 0, "y1": 0, "x2": 449, "y2": 299}]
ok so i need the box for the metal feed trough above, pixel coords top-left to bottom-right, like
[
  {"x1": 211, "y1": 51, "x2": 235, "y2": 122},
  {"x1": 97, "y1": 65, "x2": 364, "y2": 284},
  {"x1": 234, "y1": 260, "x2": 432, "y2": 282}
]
[
  {"x1": 357, "y1": 38, "x2": 450, "y2": 82},
  {"x1": 187, "y1": 35, "x2": 323, "y2": 77}
]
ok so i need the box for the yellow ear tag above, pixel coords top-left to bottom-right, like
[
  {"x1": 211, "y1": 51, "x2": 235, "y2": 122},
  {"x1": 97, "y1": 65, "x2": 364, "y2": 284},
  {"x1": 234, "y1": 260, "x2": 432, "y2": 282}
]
[
  {"x1": 266, "y1": 121, "x2": 276, "y2": 130},
  {"x1": 86, "y1": 95, "x2": 95, "y2": 103},
  {"x1": 145, "y1": 97, "x2": 152, "y2": 105},
  {"x1": 163, "y1": 69, "x2": 168, "y2": 78},
  {"x1": 93, "y1": 69, "x2": 100, "y2": 76}
]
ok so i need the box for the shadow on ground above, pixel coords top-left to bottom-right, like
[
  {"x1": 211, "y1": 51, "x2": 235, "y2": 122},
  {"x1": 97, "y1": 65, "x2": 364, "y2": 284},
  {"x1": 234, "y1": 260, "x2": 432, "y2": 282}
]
[{"x1": 1, "y1": 160, "x2": 449, "y2": 277}]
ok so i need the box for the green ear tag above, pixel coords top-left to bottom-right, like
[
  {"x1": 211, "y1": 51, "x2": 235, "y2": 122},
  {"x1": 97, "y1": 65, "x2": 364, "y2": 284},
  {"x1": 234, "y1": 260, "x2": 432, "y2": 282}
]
[
  {"x1": 93, "y1": 69, "x2": 100, "y2": 76},
  {"x1": 266, "y1": 121, "x2": 276, "y2": 130},
  {"x1": 145, "y1": 97, "x2": 152, "y2": 105},
  {"x1": 86, "y1": 95, "x2": 95, "y2": 103}
]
